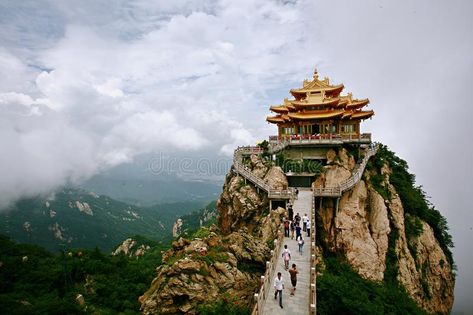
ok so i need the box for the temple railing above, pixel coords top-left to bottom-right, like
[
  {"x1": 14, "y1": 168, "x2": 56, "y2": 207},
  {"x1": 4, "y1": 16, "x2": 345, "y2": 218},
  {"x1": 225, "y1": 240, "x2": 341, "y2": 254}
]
[
  {"x1": 268, "y1": 133, "x2": 372, "y2": 146},
  {"x1": 313, "y1": 144, "x2": 378, "y2": 197},
  {"x1": 251, "y1": 224, "x2": 284, "y2": 315}
]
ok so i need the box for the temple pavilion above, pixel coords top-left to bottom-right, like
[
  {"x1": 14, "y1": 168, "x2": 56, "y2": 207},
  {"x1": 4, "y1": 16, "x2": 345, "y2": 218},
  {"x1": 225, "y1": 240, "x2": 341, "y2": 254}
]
[{"x1": 266, "y1": 70, "x2": 374, "y2": 141}]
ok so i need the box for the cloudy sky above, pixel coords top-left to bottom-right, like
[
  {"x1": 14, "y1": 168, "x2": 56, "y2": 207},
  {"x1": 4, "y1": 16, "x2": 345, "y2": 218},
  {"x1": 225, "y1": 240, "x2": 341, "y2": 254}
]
[{"x1": 0, "y1": 0, "x2": 472, "y2": 312}]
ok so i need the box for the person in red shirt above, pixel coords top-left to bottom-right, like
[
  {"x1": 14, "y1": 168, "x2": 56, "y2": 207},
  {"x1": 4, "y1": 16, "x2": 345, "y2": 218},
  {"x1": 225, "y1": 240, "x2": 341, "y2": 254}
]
[{"x1": 288, "y1": 264, "x2": 298, "y2": 295}]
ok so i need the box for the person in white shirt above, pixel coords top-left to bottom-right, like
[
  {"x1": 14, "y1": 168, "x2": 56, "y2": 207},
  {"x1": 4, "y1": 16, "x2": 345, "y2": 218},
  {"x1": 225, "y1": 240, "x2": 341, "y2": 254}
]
[
  {"x1": 282, "y1": 244, "x2": 291, "y2": 270},
  {"x1": 274, "y1": 272, "x2": 284, "y2": 309},
  {"x1": 297, "y1": 235, "x2": 304, "y2": 254},
  {"x1": 302, "y1": 213, "x2": 308, "y2": 232},
  {"x1": 306, "y1": 217, "x2": 311, "y2": 237}
]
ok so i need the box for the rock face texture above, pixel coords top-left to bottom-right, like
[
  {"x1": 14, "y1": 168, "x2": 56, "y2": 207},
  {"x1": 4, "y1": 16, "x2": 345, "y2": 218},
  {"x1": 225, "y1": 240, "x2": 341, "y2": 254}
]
[
  {"x1": 316, "y1": 148, "x2": 455, "y2": 314},
  {"x1": 140, "y1": 229, "x2": 269, "y2": 314},
  {"x1": 387, "y1": 183, "x2": 454, "y2": 314},
  {"x1": 313, "y1": 148, "x2": 355, "y2": 189},
  {"x1": 140, "y1": 148, "x2": 454, "y2": 314},
  {"x1": 172, "y1": 218, "x2": 183, "y2": 237},
  {"x1": 318, "y1": 180, "x2": 390, "y2": 281},
  {"x1": 140, "y1": 155, "x2": 285, "y2": 314},
  {"x1": 112, "y1": 238, "x2": 150, "y2": 257},
  {"x1": 218, "y1": 156, "x2": 287, "y2": 236}
]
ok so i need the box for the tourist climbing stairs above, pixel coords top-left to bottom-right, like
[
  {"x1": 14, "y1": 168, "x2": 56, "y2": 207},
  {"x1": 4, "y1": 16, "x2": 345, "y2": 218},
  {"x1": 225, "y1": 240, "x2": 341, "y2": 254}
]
[{"x1": 253, "y1": 189, "x2": 315, "y2": 315}]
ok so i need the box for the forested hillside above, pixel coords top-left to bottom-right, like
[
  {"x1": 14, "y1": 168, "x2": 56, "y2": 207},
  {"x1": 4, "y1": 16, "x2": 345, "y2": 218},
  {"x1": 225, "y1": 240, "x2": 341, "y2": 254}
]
[{"x1": 0, "y1": 188, "x2": 207, "y2": 251}]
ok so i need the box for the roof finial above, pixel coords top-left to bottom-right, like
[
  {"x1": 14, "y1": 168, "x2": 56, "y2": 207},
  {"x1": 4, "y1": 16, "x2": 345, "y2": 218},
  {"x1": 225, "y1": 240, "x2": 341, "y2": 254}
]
[{"x1": 313, "y1": 68, "x2": 319, "y2": 80}]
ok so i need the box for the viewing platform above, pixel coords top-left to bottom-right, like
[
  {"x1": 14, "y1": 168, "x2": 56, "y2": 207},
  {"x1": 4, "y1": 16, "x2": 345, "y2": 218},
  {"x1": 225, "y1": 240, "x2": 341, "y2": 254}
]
[{"x1": 268, "y1": 133, "x2": 372, "y2": 146}]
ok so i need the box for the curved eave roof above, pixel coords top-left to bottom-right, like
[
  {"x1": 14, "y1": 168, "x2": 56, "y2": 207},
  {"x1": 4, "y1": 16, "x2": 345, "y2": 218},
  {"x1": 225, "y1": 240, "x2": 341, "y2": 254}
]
[
  {"x1": 288, "y1": 110, "x2": 345, "y2": 121},
  {"x1": 350, "y1": 110, "x2": 374, "y2": 120},
  {"x1": 266, "y1": 116, "x2": 285, "y2": 124},
  {"x1": 291, "y1": 97, "x2": 339, "y2": 107},
  {"x1": 346, "y1": 98, "x2": 370, "y2": 109},
  {"x1": 269, "y1": 105, "x2": 289, "y2": 113},
  {"x1": 289, "y1": 84, "x2": 344, "y2": 97}
]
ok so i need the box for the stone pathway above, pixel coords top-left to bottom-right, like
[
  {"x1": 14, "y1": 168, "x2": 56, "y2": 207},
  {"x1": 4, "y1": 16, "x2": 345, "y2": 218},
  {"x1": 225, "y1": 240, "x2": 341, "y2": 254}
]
[{"x1": 262, "y1": 190, "x2": 313, "y2": 315}]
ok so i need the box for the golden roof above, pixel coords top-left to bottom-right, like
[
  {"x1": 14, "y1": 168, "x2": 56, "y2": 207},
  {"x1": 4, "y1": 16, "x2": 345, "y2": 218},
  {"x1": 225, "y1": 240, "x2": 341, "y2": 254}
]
[
  {"x1": 290, "y1": 69, "x2": 344, "y2": 97},
  {"x1": 266, "y1": 115, "x2": 285, "y2": 123},
  {"x1": 291, "y1": 94, "x2": 340, "y2": 107},
  {"x1": 266, "y1": 69, "x2": 374, "y2": 125},
  {"x1": 269, "y1": 105, "x2": 289, "y2": 113},
  {"x1": 269, "y1": 98, "x2": 297, "y2": 113},
  {"x1": 349, "y1": 110, "x2": 374, "y2": 120},
  {"x1": 287, "y1": 110, "x2": 345, "y2": 121}
]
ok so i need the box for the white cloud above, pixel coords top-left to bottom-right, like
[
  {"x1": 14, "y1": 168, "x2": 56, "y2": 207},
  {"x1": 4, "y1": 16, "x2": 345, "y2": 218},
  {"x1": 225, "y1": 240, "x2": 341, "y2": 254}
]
[{"x1": 0, "y1": 0, "x2": 318, "y2": 208}]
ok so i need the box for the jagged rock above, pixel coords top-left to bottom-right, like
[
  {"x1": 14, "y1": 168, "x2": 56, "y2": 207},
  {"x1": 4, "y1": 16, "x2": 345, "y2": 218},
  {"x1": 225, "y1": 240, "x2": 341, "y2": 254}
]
[
  {"x1": 313, "y1": 148, "x2": 355, "y2": 189},
  {"x1": 48, "y1": 222, "x2": 65, "y2": 241},
  {"x1": 324, "y1": 165, "x2": 351, "y2": 187},
  {"x1": 328, "y1": 180, "x2": 388, "y2": 281},
  {"x1": 112, "y1": 238, "x2": 151, "y2": 258},
  {"x1": 217, "y1": 154, "x2": 287, "y2": 236},
  {"x1": 217, "y1": 172, "x2": 268, "y2": 235},
  {"x1": 113, "y1": 238, "x2": 136, "y2": 256},
  {"x1": 368, "y1": 187, "x2": 390, "y2": 275},
  {"x1": 386, "y1": 183, "x2": 454, "y2": 314},
  {"x1": 317, "y1": 156, "x2": 454, "y2": 314},
  {"x1": 412, "y1": 222, "x2": 454, "y2": 314},
  {"x1": 258, "y1": 207, "x2": 285, "y2": 246},
  {"x1": 326, "y1": 148, "x2": 337, "y2": 164},
  {"x1": 206, "y1": 232, "x2": 221, "y2": 247},
  {"x1": 75, "y1": 201, "x2": 93, "y2": 215},
  {"x1": 263, "y1": 166, "x2": 288, "y2": 190},
  {"x1": 250, "y1": 154, "x2": 268, "y2": 178},
  {"x1": 140, "y1": 229, "x2": 270, "y2": 314},
  {"x1": 226, "y1": 231, "x2": 271, "y2": 264},
  {"x1": 172, "y1": 218, "x2": 183, "y2": 237}
]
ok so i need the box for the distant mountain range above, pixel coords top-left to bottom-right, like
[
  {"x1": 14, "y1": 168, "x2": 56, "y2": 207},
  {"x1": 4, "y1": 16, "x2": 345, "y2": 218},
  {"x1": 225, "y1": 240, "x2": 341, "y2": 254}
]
[
  {"x1": 0, "y1": 188, "x2": 210, "y2": 252},
  {"x1": 80, "y1": 176, "x2": 221, "y2": 206},
  {"x1": 77, "y1": 155, "x2": 224, "y2": 206}
]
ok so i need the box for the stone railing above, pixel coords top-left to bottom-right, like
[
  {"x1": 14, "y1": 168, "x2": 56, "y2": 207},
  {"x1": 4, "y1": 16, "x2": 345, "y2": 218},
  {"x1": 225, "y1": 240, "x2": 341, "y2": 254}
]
[
  {"x1": 309, "y1": 195, "x2": 317, "y2": 314},
  {"x1": 251, "y1": 225, "x2": 284, "y2": 315},
  {"x1": 313, "y1": 144, "x2": 378, "y2": 197},
  {"x1": 233, "y1": 146, "x2": 294, "y2": 200}
]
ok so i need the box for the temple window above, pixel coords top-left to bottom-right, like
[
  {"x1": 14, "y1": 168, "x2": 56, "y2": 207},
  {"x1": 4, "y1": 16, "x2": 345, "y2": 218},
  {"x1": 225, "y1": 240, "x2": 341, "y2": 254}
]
[{"x1": 342, "y1": 124, "x2": 355, "y2": 133}]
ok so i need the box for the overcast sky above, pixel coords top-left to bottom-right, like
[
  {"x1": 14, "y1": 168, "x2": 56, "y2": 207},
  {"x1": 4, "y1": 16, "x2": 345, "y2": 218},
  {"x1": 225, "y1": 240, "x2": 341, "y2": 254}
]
[{"x1": 0, "y1": 0, "x2": 472, "y2": 312}]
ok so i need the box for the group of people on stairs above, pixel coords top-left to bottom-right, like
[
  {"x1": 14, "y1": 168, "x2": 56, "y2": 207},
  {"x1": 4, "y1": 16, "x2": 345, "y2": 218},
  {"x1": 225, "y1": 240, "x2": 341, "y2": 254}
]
[{"x1": 273, "y1": 200, "x2": 310, "y2": 309}]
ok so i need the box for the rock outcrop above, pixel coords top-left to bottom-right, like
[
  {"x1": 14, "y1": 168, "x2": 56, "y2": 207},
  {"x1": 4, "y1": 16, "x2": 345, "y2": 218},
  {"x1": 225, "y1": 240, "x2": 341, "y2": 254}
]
[
  {"x1": 140, "y1": 147, "x2": 454, "y2": 314},
  {"x1": 140, "y1": 228, "x2": 271, "y2": 314},
  {"x1": 172, "y1": 218, "x2": 183, "y2": 237},
  {"x1": 140, "y1": 155, "x2": 286, "y2": 314},
  {"x1": 218, "y1": 155, "x2": 287, "y2": 235},
  {"x1": 112, "y1": 238, "x2": 151, "y2": 258},
  {"x1": 316, "y1": 147, "x2": 455, "y2": 314},
  {"x1": 313, "y1": 148, "x2": 355, "y2": 189}
]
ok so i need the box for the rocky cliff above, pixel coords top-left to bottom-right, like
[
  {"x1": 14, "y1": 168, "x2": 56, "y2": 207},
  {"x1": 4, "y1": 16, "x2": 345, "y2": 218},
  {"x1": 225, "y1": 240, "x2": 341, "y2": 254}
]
[
  {"x1": 140, "y1": 155, "x2": 287, "y2": 314},
  {"x1": 314, "y1": 146, "x2": 455, "y2": 314},
  {"x1": 140, "y1": 146, "x2": 454, "y2": 314}
]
